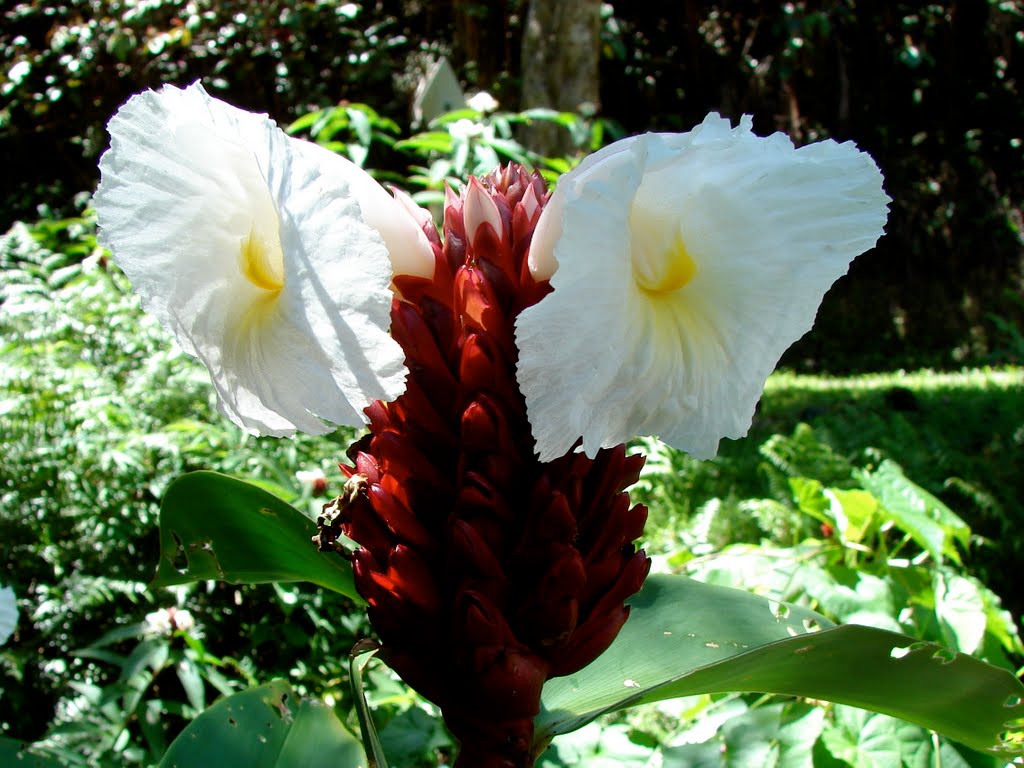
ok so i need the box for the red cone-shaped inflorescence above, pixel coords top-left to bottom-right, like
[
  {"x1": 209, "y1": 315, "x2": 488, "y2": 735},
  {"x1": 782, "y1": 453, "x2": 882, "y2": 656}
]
[{"x1": 325, "y1": 165, "x2": 651, "y2": 768}]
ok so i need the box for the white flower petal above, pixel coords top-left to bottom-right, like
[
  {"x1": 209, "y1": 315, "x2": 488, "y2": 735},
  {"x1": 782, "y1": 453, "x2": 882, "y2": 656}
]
[
  {"x1": 144, "y1": 608, "x2": 173, "y2": 636},
  {"x1": 517, "y1": 113, "x2": 890, "y2": 461},
  {"x1": 314, "y1": 148, "x2": 436, "y2": 280},
  {"x1": 95, "y1": 83, "x2": 409, "y2": 435},
  {"x1": 172, "y1": 609, "x2": 195, "y2": 632}
]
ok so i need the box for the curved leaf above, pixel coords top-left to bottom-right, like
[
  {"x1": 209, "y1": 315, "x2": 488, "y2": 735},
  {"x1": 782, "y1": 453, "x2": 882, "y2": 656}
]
[
  {"x1": 350, "y1": 641, "x2": 389, "y2": 768},
  {"x1": 537, "y1": 574, "x2": 1024, "y2": 759},
  {"x1": 160, "y1": 680, "x2": 365, "y2": 768},
  {"x1": 154, "y1": 471, "x2": 360, "y2": 601}
]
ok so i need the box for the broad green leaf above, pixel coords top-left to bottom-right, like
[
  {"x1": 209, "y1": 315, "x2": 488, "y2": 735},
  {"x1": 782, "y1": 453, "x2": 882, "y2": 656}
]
[
  {"x1": 428, "y1": 107, "x2": 481, "y2": 125},
  {"x1": 0, "y1": 737, "x2": 68, "y2": 767},
  {"x1": 536, "y1": 574, "x2": 1024, "y2": 760},
  {"x1": 153, "y1": 472, "x2": 359, "y2": 601},
  {"x1": 539, "y1": 575, "x2": 834, "y2": 739},
  {"x1": 160, "y1": 680, "x2": 365, "y2": 768},
  {"x1": 933, "y1": 568, "x2": 987, "y2": 655},
  {"x1": 813, "y1": 569, "x2": 902, "y2": 631},
  {"x1": 819, "y1": 705, "x2": 988, "y2": 768},
  {"x1": 394, "y1": 132, "x2": 454, "y2": 153},
  {"x1": 789, "y1": 477, "x2": 830, "y2": 525},
  {"x1": 857, "y1": 460, "x2": 970, "y2": 564},
  {"x1": 378, "y1": 707, "x2": 453, "y2": 768},
  {"x1": 826, "y1": 488, "x2": 878, "y2": 545},
  {"x1": 687, "y1": 543, "x2": 835, "y2": 606},
  {"x1": 661, "y1": 701, "x2": 825, "y2": 768},
  {"x1": 537, "y1": 722, "x2": 656, "y2": 767},
  {"x1": 820, "y1": 707, "x2": 906, "y2": 767}
]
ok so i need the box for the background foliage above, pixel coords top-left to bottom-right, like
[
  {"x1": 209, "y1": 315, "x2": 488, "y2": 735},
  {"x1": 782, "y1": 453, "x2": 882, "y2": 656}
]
[{"x1": 2, "y1": 0, "x2": 1023, "y2": 765}]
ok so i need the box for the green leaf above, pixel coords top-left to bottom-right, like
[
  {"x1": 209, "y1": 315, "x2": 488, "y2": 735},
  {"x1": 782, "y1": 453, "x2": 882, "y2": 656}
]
[
  {"x1": 818, "y1": 705, "x2": 988, "y2": 768},
  {"x1": 789, "y1": 477, "x2": 831, "y2": 525},
  {"x1": 537, "y1": 722, "x2": 656, "y2": 767},
  {"x1": 826, "y1": 488, "x2": 878, "y2": 545},
  {"x1": 153, "y1": 471, "x2": 360, "y2": 601},
  {"x1": 428, "y1": 107, "x2": 483, "y2": 126},
  {"x1": 0, "y1": 737, "x2": 68, "y2": 767},
  {"x1": 118, "y1": 637, "x2": 169, "y2": 684},
  {"x1": 394, "y1": 132, "x2": 454, "y2": 154},
  {"x1": 933, "y1": 568, "x2": 987, "y2": 655},
  {"x1": 820, "y1": 706, "x2": 907, "y2": 767},
  {"x1": 160, "y1": 680, "x2": 365, "y2": 768},
  {"x1": 347, "y1": 107, "x2": 372, "y2": 146},
  {"x1": 539, "y1": 575, "x2": 834, "y2": 738},
  {"x1": 661, "y1": 701, "x2": 825, "y2": 768},
  {"x1": 286, "y1": 110, "x2": 323, "y2": 134},
  {"x1": 536, "y1": 574, "x2": 1024, "y2": 760},
  {"x1": 378, "y1": 707, "x2": 452, "y2": 767},
  {"x1": 512, "y1": 108, "x2": 579, "y2": 127},
  {"x1": 177, "y1": 654, "x2": 206, "y2": 713},
  {"x1": 857, "y1": 460, "x2": 970, "y2": 564},
  {"x1": 350, "y1": 642, "x2": 390, "y2": 768}
]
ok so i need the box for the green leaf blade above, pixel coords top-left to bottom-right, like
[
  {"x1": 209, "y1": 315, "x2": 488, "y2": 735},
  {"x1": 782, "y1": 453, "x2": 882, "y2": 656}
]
[
  {"x1": 539, "y1": 574, "x2": 835, "y2": 738},
  {"x1": 537, "y1": 574, "x2": 1024, "y2": 759},
  {"x1": 154, "y1": 471, "x2": 360, "y2": 602},
  {"x1": 160, "y1": 680, "x2": 365, "y2": 768}
]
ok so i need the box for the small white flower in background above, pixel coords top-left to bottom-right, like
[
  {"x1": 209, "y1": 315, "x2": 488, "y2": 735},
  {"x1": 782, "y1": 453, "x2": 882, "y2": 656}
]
[
  {"x1": 144, "y1": 607, "x2": 194, "y2": 635},
  {"x1": 94, "y1": 83, "x2": 434, "y2": 437},
  {"x1": 0, "y1": 585, "x2": 17, "y2": 646},
  {"x1": 144, "y1": 608, "x2": 173, "y2": 635},
  {"x1": 466, "y1": 91, "x2": 499, "y2": 114},
  {"x1": 517, "y1": 113, "x2": 890, "y2": 461},
  {"x1": 448, "y1": 117, "x2": 488, "y2": 142},
  {"x1": 172, "y1": 608, "x2": 195, "y2": 632},
  {"x1": 296, "y1": 467, "x2": 329, "y2": 496}
]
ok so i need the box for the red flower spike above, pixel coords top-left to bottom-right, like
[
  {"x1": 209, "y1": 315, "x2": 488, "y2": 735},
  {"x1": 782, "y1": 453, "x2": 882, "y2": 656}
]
[{"x1": 326, "y1": 165, "x2": 651, "y2": 768}]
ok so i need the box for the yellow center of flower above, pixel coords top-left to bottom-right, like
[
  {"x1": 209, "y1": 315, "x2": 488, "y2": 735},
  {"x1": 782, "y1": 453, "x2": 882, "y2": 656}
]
[
  {"x1": 632, "y1": 233, "x2": 699, "y2": 295},
  {"x1": 240, "y1": 228, "x2": 285, "y2": 292}
]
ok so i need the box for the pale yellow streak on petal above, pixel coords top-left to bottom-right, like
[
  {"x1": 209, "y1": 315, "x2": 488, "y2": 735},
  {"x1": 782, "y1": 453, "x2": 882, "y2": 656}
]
[
  {"x1": 634, "y1": 234, "x2": 699, "y2": 295},
  {"x1": 240, "y1": 226, "x2": 284, "y2": 292}
]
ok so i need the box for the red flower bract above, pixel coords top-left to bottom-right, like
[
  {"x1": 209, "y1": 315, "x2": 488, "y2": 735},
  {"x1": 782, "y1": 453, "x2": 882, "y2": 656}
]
[{"x1": 323, "y1": 165, "x2": 651, "y2": 768}]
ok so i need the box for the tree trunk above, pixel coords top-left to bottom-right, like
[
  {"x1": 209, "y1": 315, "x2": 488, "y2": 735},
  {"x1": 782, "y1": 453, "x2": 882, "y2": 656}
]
[{"x1": 519, "y1": 0, "x2": 601, "y2": 158}]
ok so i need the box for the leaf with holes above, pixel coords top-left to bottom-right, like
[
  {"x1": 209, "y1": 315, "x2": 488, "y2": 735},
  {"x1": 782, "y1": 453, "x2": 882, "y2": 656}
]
[
  {"x1": 160, "y1": 680, "x2": 365, "y2": 768},
  {"x1": 153, "y1": 471, "x2": 359, "y2": 601},
  {"x1": 536, "y1": 574, "x2": 1024, "y2": 761}
]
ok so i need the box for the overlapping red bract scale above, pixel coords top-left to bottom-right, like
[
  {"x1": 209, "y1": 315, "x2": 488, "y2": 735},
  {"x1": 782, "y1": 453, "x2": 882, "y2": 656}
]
[{"x1": 332, "y1": 165, "x2": 651, "y2": 768}]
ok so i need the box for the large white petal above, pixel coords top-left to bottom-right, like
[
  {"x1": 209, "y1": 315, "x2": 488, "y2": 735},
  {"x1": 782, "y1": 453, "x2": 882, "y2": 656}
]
[
  {"x1": 95, "y1": 83, "x2": 408, "y2": 435},
  {"x1": 517, "y1": 114, "x2": 890, "y2": 461}
]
